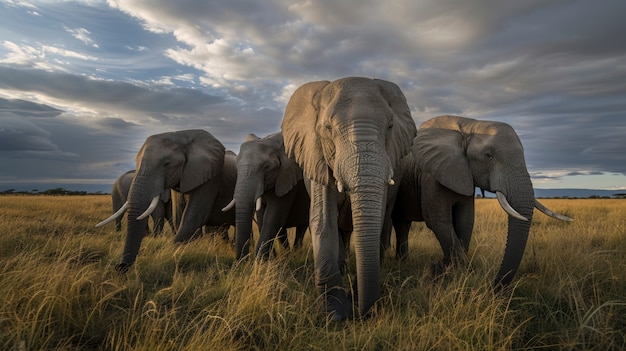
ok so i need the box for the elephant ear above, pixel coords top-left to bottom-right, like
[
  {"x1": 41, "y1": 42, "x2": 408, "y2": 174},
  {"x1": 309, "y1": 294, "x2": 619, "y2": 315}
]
[
  {"x1": 276, "y1": 149, "x2": 304, "y2": 197},
  {"x1": 281, "y1": 80, "x2": 332, "y2": 185},
  {"x1": 413, "y1": 127, "x2": 475, "y2": 196},
  {"x1": 180, "y1": 130, "x2": 226, "y2": 193},
  {"x1": 267, "y1": 132, "x2": 302, "y2": 197},
  {"x1": 375, "y1": 79, "x2": 417, "y2": 169}
]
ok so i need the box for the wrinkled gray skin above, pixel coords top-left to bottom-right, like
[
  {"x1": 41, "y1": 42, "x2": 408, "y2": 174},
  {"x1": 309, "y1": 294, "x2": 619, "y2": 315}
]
[
  {"x1": 281, "y1": 77, "x2": 417, "y2": 320},
  {"x1": 110, "y1": 169, "x2": 173, "y2": 235},
  {"x1": 115, "y1": 130, "x2": 236, "y2": 273},
  {"x1": 228, "y1": 132, "x2": 309, "y2": 260},
  {"x1": 386, "y1": 115, "x2": 572, "y2": 289}
]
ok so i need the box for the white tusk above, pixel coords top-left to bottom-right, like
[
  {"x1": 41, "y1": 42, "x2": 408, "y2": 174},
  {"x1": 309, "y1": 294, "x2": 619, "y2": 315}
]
[
  {"x1": 496, "y1": 191, "x2": 529, "y2": 222},
  {"x1": 255, "y1": 197, "x2": 262, "y2": 212},
  {"x1": 337, "y1": 181, "x2": 343, "y2": 193},
  {"x1": 388, "y1": 177, "x2": 395, "y2": 186},
  {"x1": 535, "y1": 200, "x2": 574, "y2": 222},
  {"x1": 137, "y1": 196, "x2": 160, "y2": 220},
  {"x1": 95, "y1": 201, "x2": 128, "y2": 227},
  {"x1": 222, "y1": 198, "x2": 235, "y2": 212}
]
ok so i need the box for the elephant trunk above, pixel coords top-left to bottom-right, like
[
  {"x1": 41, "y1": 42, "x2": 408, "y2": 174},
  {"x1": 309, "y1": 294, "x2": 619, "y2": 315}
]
[
  {"x1": 338, "y1": 147, "x2": 388, "y2": 317},
  {"x1": 233, "y1": 178, "x2": 264, "y2": 260},
  {"x1": 116, "y1": 175, "x2": 156, "y2": 272},
  {"x1": 494, "y1": 173, "x2": 534, "y2": 289}
]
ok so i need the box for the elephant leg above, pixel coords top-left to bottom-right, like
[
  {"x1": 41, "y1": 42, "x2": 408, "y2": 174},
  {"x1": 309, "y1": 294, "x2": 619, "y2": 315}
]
[
  {"x1": 174, "y1": 185, "x2": 219, "y2": 243},
  {"x1": 380, "y1": 207, "x2": 394, "y2": 261},
  {"x1": 293, "y1": 225, "x2": 307, "y2": 249},
  {"x1": 151, "y1": 202, "x2": 166, "y2": 237},
  {"x1": 309, "y1": 180, "x2": 349, "y2": 320},
  {"x1": 256, "y1": 211, "x2": 287, "y2": 258},
  {"x1": 338, "y1": 228, "x2": 351, "y2": 275},
  {"x1": 164, "y1": 200, "x2": 175, "y2": 234},
  {"x1": 277, "y1": 227, "x2": 289, "y2": 250},
  {"x1": 452, "y1": 197, "x2": 475, "y2": 257},
  {"x1": 426, "y1": 217, "x2": 465, "y2": 275},
  {"x1": 393, "y1": 220, "x2": 412, "y2": 261}
]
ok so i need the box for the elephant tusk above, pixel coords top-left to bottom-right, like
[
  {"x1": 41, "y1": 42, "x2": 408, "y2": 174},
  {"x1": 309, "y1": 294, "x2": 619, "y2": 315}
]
[
  {"x1": 256, "y1": 196, "x2": 263, "y2": 212},
  {"x1": 388, "y1": 177, "x2": 395, "y2": 186},
  {"x1": 535, "y1": 200, "x2": 574, "y2": 222},
  {"x1": 137, "y1": 196, "x2": 160, "y2": 220},
  {"x1": 95, "y1": 201, "x2": 128, "y2": 227},
  {"x1": 337, "y1": 181, "x2": 344, "y2": 193},
  {"x1": 222, "y1": 198, "x2": 235, "y2": 212},
  {"x1": 496, "y1": 191, "x2": 529, "y2": 222}
]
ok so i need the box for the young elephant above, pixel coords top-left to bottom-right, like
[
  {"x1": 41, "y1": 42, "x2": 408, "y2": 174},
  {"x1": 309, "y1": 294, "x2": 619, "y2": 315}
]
[
  {"x1": 222, "y1": 132, "x2": 309, "y2": 260},
  {"x1": 388, "y1": 115, "x2": 573, "y2": 289}
]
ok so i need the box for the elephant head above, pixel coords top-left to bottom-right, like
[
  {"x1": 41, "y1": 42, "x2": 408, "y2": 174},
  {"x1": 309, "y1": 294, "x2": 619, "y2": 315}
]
[
  {"x1": 281, "y1": 77, "x2": 417, "y2": 319},
  {"x1": 97, "y1": 169, "x2": 173, "y2": 236},
  {"x1": 413, "y1": 115, "x2": 572, "y2": 288},
  {"x1": 223, "y1": 132, "x2": 303, "y2": 259},
  {"x1": 115, "y1": 129, "x2": 225, "y2": 272}
]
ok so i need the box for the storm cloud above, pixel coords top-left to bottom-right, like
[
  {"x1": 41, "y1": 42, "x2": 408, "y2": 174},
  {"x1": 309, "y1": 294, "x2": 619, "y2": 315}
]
[{"x1": 0, "y1": 0, "x2": 624, "y2": 191}]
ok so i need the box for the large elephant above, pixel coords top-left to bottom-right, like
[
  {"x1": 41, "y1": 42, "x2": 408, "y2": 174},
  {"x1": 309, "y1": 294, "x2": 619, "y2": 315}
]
[
  {"x1": 388, "y1": 115, "x2": 572, "y2": 289},
  {"x1": 281, "y1": 77, "x2": 417, "y2": 320},
  {"x1": 98, "y1": 169, "x2": 173, "y2": 235},
  {"x1": 98, "y1": 130, "x2": 237, "y2": 272},
  {"x1": 222, "y1": 132, "x2": 309, "y2": 260}
]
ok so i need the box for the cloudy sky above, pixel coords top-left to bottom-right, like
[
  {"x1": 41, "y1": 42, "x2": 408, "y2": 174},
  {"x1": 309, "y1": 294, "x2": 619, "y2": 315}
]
[{"x1": 0, "y1": 0, "x2": 625, "y2": 193}]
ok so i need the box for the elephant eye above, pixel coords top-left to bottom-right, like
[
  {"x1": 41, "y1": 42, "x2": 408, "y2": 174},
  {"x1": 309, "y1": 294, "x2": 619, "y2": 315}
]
[
  {"x1": 485, "y1": 152, "x2": 493, "y2": 160},
  {"x1": 388, "y1": 120, "x2": 393, "y2": 129}
]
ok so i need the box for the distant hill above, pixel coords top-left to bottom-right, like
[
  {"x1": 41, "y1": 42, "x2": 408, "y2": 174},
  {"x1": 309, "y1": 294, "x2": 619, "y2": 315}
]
[
  {"x1": 476, "y1": 188, "x2": 626, "y2": 199},
  {"x1": 533, "y1": 188, "x2": 626, "y2": 198},
  {"x1": 0, "y1": 183, "x2": 112, "y2": 195}
]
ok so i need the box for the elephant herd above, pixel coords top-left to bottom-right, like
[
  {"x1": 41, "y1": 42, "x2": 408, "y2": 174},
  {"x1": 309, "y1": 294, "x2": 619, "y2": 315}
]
[{"x1": 96, "y1": 77, "x2": 572, "y2": 321}]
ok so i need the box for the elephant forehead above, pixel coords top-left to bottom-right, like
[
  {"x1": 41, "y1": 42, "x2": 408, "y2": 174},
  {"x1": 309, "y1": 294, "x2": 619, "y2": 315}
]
[{"x1": 238, "y1": 141, "x2": 276, "y2": 161}]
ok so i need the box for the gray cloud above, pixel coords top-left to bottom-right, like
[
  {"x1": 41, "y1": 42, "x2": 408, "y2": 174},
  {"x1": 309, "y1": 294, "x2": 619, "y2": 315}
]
[
  {"x1": 0, "y1": 66, "x2": 225, "y2": 116},
  {"x1": 0, "y1": 0, "x2": 625, "y2": 191}
]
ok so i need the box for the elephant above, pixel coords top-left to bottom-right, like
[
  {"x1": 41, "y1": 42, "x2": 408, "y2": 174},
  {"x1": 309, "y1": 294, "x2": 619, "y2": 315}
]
[
  {"x1": 281, "y1": 77, "x2": 417, "y2": 320},
  {"x1": 97, "y1": 130, "x2": 237, "y2": 272},
  {"x1": 221, "y1": 132, "x2": 310, "y2": 260},
  {"x1": 386, "y1": 115, "x2": 573, "y2": 289},
  {"x1": 98, "y1": 169, "x2": 173, "y2": 236}
]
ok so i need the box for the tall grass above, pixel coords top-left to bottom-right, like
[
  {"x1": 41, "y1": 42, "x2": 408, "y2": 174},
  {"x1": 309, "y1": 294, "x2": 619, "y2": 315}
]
[{"x1": 0, "y1": 196, "x2": 624, "y2": 350}]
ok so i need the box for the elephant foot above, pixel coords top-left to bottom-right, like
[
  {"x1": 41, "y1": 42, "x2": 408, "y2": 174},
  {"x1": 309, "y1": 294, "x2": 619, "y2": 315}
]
[
  {"x1": 115, "y1": 262, "x2": 132, "y2": 274},
  {"x1": 324, "y1": 287, "x2": 351, "y2": 322}
]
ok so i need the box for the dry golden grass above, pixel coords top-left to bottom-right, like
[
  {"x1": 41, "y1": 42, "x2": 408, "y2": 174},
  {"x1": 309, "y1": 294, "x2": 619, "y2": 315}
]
[{"x1": 0, "y1": 195, "x2": 624, "y2": 350}]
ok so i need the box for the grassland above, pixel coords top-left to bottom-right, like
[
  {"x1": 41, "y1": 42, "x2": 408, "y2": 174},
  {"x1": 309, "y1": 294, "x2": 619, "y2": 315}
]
[{"x1": 0, "y1": 195, "x2": 624, "y2": 350}]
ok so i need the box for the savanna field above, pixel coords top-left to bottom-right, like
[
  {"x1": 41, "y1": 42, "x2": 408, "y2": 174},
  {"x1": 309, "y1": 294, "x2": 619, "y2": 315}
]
[{"x1": 0, "y1": 195, "x2": 624, "y2": 350}]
